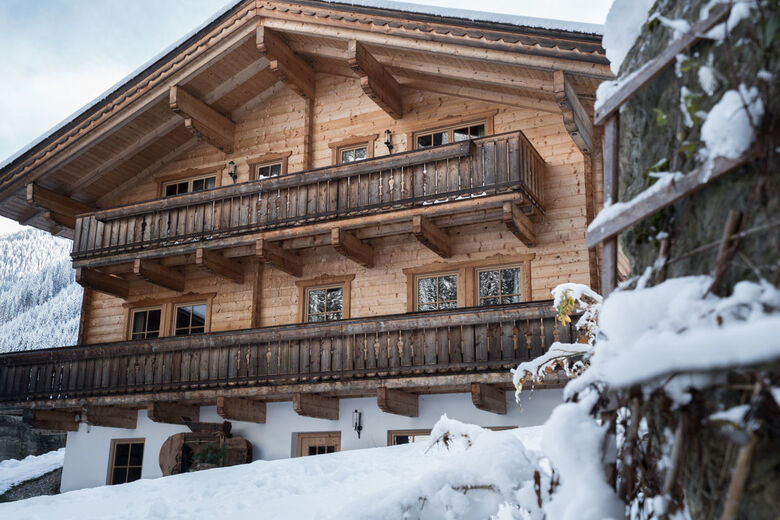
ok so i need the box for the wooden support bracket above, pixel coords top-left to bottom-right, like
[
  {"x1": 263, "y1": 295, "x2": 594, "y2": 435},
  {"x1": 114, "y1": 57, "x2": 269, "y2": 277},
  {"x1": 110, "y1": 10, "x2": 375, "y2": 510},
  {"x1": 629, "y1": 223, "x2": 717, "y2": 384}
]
[
  {"x1": 147, "y1": 402, "x2": 200, "y2": 425},
  {"x1": 331, "y1": 228, "x2": 374, "y2": 267},
  {"x1": 195, "y1": 248, "x2": 243, "y2": 284},
  {"x1": 44, "y1": 210, "x2": 75, "y2": 230},
  {"x1": 23, "y1": 409, "x2": 79, "y2": 432},
  {"x1": 377, "y1": 387, "x2": 418, "y2": 417},
  {"x1": 169, "y1": 85, "x2": 235, "y2": 153},
  {"x1": 217, "y1": 396, "x2": 266, "y2": 423},
  {"x1": 471, "y1": 383, "x2": 507, "y2": 414},
  {"x1": 348, "y1": 40, "x2": 402, "y2": 119},
  {"x1": 412, "y1": 215, "x2": 451, "y2": 258},
  {"x1": 553, "y1": 70, "x2": 593, "y2": 154},
  {"x1": 26, "y1": 183, "x2": 92, "y2": 228},
  {"x1": 133, "y1": 259, "x2": 184, "y2": 292},
  {"x1": 256, "y1": 239, "x2": 303, "y2": 277},
  {"x1": 293, "y1": 393, "x2": 339, "y2": 420},
  {"x1": 256, "y1": 26, "x2": 315, "y2": 99},
  {"x1": 85, "y1": 406, "x2": 138, "y2": 429},
  {"x1": 76, "y1": 268, "x2": 129, "y2": 299},
  {"x1": 502, "y1": 202, "x2": 536, "y2": 247}
]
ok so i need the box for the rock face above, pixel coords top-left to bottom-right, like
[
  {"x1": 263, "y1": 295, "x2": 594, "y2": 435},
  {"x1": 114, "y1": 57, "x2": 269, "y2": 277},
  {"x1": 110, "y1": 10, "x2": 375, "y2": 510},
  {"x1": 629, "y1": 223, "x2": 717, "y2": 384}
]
[
  {"x1": 0, "y1": 468, "x2": 62, "y2": 503},
  {"x1": 0, "y1": 415, "x2": 65, "y2": 462}
]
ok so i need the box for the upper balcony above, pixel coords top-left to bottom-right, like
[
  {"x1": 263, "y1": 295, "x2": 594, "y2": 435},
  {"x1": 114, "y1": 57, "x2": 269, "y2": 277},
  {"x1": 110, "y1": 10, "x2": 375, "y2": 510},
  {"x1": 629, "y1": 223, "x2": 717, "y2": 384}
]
[{"x1": 71, "y1": 131, "x2": 544, "y2": 266}]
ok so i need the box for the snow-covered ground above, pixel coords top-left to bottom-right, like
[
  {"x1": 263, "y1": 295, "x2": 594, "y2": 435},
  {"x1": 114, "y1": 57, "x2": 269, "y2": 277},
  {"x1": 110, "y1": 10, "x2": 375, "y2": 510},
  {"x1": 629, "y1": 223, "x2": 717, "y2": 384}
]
[
  {"x1": 0, "y1": 424, "x2": 543, "y2": 519},
  {"x1": 0, "y1": 449, "x2": 65, "y2": 495}
]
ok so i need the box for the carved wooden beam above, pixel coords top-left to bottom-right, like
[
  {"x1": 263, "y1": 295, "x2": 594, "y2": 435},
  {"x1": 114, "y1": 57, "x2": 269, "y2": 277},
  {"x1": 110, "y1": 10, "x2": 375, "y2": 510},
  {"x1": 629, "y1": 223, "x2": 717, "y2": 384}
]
[
  {"x1": 24, "y1": 409, "x2": 79, "y2": 432},
  {"x1": 216, "y1": 396, "x2": 266, "y2": 423},
  {"x1": 471, "y1": 383, "x2": 507, "y2": 414},
  {"x1": 502, "y1": 202, "x2": 536, "y2": 247},
  {"x1": 331, "y1": 228, "x2": 374, "y2": 267},
  {"x1": 553, "y1": 70, "x2": 593, "y2": 154},
  {"x1": 169, "y1": 85, "x2": 235, "y2": 153},
  {"x1": 412, "y1": 215, "x2": 451, "y2": 258},
  {"x1": 293, "y1": 393, "x2": 339, "y2": 420},
  {"x1": 256, "y1": 239, "x2": 302, "y2": 277},
  {"x1": 148, "y1": 402, "x2": 200, "y2": 425},
  {"x1": 26, "y1": 183, "x2": 92, "y2": 228},
  {"x1": 75, "y1": 268, "x2": 129, "y2": 299},
  {"x1": 377, "y1": 387, "x2": 418, "y2": 417},
  {"x1": 348, "y1": 40, "x2": 402, "y2": 119},
  {"x1": 133, "y1": 259, "x2": 184, "y2": 292},
  {"x1": 256, "y1": 26, "x2": 315, "y2": 99},
  {"x1": 195, "y1": 248, "x2": 243, "y2": 284},
  {"x1": 85, "y1": 406, "x2": 138, "y2": 429}
]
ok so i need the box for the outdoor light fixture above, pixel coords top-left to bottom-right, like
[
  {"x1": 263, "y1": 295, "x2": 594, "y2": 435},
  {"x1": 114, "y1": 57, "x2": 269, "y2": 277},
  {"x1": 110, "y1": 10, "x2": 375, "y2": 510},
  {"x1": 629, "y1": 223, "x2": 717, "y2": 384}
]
[
  {"x1": 228, "y1": 160, "x2": 237, "y2": 183},
  {"x1": 384, "y1": 129, "x2": 394, "y2": 154},
  {"x1": 352, "y1": 409, "x2": 363, "y2": 438}
]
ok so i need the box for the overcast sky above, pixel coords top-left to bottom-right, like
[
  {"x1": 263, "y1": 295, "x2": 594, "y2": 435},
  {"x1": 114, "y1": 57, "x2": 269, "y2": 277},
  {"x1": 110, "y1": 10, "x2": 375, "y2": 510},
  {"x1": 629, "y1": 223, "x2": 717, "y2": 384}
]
[{"x1": 0, "y1": 0, "x2": 612, "y2": 235}]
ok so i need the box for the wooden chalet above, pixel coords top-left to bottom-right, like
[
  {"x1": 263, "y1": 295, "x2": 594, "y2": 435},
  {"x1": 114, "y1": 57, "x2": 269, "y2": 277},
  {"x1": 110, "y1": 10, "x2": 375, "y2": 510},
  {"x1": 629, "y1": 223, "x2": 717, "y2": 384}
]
[{"x1": 0, "y1": 0, "x2": 611, "y2": 490}]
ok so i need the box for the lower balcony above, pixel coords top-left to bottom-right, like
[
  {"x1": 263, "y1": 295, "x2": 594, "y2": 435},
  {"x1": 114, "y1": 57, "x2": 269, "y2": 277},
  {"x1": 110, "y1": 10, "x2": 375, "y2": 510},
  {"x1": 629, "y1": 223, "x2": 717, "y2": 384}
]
[{"x1": 0, "y1": 301, "x2": 576, "y2": 411}]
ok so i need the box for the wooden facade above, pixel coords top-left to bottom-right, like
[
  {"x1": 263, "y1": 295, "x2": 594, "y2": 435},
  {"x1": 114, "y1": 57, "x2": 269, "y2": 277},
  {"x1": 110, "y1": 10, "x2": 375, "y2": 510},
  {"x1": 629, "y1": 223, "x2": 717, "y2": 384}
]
[{"x1": 0, "y1": 0, "x2": 610, "y2": 428}]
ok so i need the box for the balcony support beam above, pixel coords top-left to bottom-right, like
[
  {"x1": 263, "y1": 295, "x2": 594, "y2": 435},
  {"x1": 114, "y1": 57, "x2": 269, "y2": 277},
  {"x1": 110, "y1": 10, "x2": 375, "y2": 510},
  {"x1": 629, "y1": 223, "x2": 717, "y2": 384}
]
[
  {"x1": 348, "y1": 40, "x2": 402, "y2": 119},
  {"x1": 471, "y1": 383, "x2": 507, "y2": 414},
  {"x1": 553, "y1": 70, "x2": 593, "y2": 154},
  {"x1": 377, "y1": 388, "x2": 418, "y2": 417},
  {"x1": 503, "y1": 202, "x2": 536, "y2": 247},
  {"x1": 412, "y1": 215, "x2": 452, "y2": 258},
  {"x1": 44, "y1": 210, "x2": 75, "y2": 230},
  {"x1": 293, "y1": 393, "x2": 339, "y2": 420},
  {"x1": 331, "y1": 228, "x2": 374, "y2": 267},
  {"x1": 75, "y1": 268, "x2": 129, "y2": 299},
  {"x1": 85, "y1": 406, "x2": 138, "y2": 429},
  {"x1": 169, "y1": 85, "x2": 235, "y2": 153},
  {"x1": 256, "y1": 239, "x2": 302, "y2": 277},
  {"x1": 26, "y1": 183, "x2": 92, "y2": 228},
  {"x1": 256, "y1": 26, "x2": 315, "y2": 100},
  {"x1": 148, "y1": 402, "x2": 199, "y2": 425},
  {"x1": 23, "y1": 409, "x2": 79, "y2": 432},
  {"x1": 217, "y1": 397, "x2": 266, "y2": 423},
  {"x1": 195, "y1": 248, "x2": 243, "y2": 284},
  {"x1": 133, "y1": 259, "x2": 184, "y2": 292}
]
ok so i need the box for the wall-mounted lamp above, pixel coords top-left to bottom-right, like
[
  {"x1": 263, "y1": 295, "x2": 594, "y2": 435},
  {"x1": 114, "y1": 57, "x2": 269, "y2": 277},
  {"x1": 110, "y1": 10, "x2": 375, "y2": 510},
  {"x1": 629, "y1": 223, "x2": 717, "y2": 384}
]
[
  {"x1": 384, "y1": 129, "x2": 394, "y2": 154},
  {"x1": 228, "y1": 161, "x2": 237, "y2": 183},
  {"x1": 352, "y1": 409, "x2": 363, "y2": 439}
]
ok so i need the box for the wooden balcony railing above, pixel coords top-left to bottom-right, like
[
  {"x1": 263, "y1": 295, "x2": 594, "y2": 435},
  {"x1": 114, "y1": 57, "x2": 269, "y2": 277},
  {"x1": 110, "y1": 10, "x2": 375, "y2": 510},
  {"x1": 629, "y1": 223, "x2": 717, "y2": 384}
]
[
  {"x1": 0, "y1": 302, "x2": 574, "y2": 406},
  {"x1": 72, "y1": 131, "x2": 545, "y2": 260}
]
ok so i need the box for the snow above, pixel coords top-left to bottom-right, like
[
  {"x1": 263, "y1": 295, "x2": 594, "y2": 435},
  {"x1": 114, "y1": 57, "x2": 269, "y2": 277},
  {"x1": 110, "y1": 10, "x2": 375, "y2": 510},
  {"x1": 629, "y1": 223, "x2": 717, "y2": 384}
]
[
  {"x1": 0, "y1": 449, "x2": 65, "y2": 495},
  {"x1": 0, "y1": 422, "x2": 547, "y2": 519},
  {"x1": 698, "y1": 65, "x2": 718, "y2": 95},
  {"x1": 551, "y1": 283, "x2": 602, "y2": 309},
  {"x1": 649, "y1": 13, "x2": 691, "y2": 39},
  {"x1": 601, "y1": 0, "x2": 655, "y2": 75},
  {"x1": 701, "y1": 0, "x2": 756, "y2": 42},
  {"x1": 709, "y1": 404, "x2": 749, "y2": 425},
  {"x1": 594, "y1": 61, "x2": 649, "y2": 112}
]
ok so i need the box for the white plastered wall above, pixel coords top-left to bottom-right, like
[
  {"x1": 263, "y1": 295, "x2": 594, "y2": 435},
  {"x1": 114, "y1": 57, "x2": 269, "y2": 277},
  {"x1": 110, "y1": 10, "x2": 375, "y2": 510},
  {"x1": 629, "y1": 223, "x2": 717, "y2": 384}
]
[{"x1": 61, "y1": 388, "x2": 561, "y2": 492}]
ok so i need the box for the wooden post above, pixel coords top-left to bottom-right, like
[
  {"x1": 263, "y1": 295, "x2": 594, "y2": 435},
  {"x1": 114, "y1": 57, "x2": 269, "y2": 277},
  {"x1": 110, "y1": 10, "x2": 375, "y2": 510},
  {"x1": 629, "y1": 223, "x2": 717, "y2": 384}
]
[{"x1": 601, "y1": 115, "x2": 619, "y2": 296}]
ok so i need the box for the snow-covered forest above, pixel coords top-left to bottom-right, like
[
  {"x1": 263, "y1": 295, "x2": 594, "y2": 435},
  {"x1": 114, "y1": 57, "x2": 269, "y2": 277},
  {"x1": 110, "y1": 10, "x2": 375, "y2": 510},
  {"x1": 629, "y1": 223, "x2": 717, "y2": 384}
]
[{"x1": 0, "y1": 229, "x2": 81, "y2": 353}]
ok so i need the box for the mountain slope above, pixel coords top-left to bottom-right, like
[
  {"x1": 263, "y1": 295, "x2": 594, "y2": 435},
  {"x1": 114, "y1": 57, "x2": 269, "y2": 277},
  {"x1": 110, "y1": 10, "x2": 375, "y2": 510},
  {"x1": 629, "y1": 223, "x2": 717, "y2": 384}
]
[{"x1": 0, "y1": 229, "x2": 82, "y2": 353}]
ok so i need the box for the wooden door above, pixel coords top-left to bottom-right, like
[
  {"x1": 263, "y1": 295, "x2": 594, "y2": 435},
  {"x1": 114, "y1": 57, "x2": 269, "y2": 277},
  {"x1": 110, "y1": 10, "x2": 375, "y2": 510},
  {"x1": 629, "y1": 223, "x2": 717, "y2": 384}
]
[{"x1": 297, "y1": 431, "x2": 341, "y2": 457}]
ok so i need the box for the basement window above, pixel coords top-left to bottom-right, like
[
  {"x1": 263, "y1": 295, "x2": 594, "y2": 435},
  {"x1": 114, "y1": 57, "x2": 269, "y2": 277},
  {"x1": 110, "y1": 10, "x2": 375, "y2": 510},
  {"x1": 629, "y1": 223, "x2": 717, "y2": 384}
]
[
  {"x1": 415, "y1": 273, "x2": 458, "y2": 311},
  {"x1": 108, "y1": 439, "x2": 144, "y2": 485},
  {"x1": 305, "y1": 285, "x2": 344, "y2": 322},
  {"x1": 130, "y1": 308, "x2": 162, "y2": 340},
  {"x1": 476, "y1": 266, "x2": 524, "y2": 306},
  {"x1": 173, "y1": 303, "x2": 207, "y2": 335},
  {"x1": 163, "y1": 174, "x2": 216, "y2": 197}
]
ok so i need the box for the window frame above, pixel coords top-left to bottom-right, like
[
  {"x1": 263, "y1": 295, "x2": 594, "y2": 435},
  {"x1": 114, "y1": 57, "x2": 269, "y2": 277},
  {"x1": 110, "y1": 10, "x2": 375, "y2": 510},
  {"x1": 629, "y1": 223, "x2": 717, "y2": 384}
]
[
  {"x1": 106, "y1": 438, "x2": 145, "y2": 485},
  {"x1": 328, "y1": 134, "x2": 378, "y2": 165},
  {"x1": 249, "y1": 151, "x2": 291, "y2": 180},
  {"x1": 128, "y1": 306, "x2": 163, "y2": 340},
  {"x1": 475, "y1": 264, "x2": 526, "y2": 307},
  {"x1": 412, "y1": 120, "x2": 487, "y2": 150},
  {"x1": 125, "y1": 294, "x2": 214, "y2": 341},
  {"x1": 155, "y1": 165, "x2": 224, "y2": 198},
  {"x1": 161, "y1": 173, "x2": 218, "y2": 198},
  {"x1": 303, "y1": 284, "x2": 346, "y2": 323},
  {"x1": 387, "y1": 429, "x2": 432, "y2": 446},
  {"x1": 404, "y1": 111, "x2": 496, "y2": 152},
  {"x1": 296, "y1": 431, "x2": 341, "y2": 457},
  {"x1": 295, "y1": 275, "x2": 354, "y2": 323},
  {"x1": 172, "y1": 301, "x2": 209, "y2": 336},
  {"x1": 413, "y1": 271, "x2": 459, "y2": 312}
]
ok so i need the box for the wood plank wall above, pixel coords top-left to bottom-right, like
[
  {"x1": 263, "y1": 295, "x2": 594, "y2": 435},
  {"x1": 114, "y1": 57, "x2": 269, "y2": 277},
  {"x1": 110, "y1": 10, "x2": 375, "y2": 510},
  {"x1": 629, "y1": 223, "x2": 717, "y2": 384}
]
[{"x1": 83, "y1": 74, "x2": 593, "y2": 344}]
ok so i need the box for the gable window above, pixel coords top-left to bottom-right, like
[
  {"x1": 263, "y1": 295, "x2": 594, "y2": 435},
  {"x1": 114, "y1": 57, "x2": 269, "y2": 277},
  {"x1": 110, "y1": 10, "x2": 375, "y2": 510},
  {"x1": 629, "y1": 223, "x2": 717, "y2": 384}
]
[
  {"x1": 108, "y1": 439, "x2": 144, "y2": 485},
  {"x1": 163, "y1": 174, "x2": 216, "y2": 197},
  {"x1": 130, "y1": 308, "x2": 162, "y2": 340},
  {"x1": 305, "y1": 285, "x2": 344, "y2": 322},
  {"x1": 339, "y1": 144, "x2": 368, "y2": 164},
  {"x1": 416, "y1": 273, "x2": 458, "y2": 311},
  {"x1": 415, "y1": 122, "x2": 486, "y2": 150},
  {"x1": 256, "y1": 161, "x2": 283, "y2": 179},
  {"x1": 477, "y1": 266, "x2": 523, "y2": 306},
  {"x1": 173, "y1": 303, "x2": 207, "y2": 335}
]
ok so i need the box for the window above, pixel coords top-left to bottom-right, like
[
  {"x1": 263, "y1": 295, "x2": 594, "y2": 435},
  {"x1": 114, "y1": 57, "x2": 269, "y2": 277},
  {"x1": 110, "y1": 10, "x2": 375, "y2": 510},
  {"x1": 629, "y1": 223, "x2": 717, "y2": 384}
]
[
  {"x1": 305, "y1": 286, "x2": 344, "y2": 322},
  {"x1": 339, "y1": 144, "x2": 368, "y2": 164},
  {"x1": 130, "y1": 308, "x2": 162, "y2": 340},
  {"x1": 296, "y1": 432, "x2": 340, "y2": 457},
  {"x1": 108, "y1": 439, "x2": 144, "y2": 485},
  {"x1": 173, "y1": 303, "x2": 207, "y2": 335},
  {"x1": 163, "y1": 174, "x2": 216, "y2": 197},
  {"x1": 256, "y1": 161, "x2": 283, "y2": 179},
  {"x1": 416, "y1": 273, "x2": 458, "y2": 311},
  {"x1": 415, "y1": 122, "x2": 486, "y2": 150},
  {"x1": 477, "y1": 266, "x2": 523, "y2": 306},
  {"x1": 388, "y1": 429, "x2": 431, "y2": 446}
]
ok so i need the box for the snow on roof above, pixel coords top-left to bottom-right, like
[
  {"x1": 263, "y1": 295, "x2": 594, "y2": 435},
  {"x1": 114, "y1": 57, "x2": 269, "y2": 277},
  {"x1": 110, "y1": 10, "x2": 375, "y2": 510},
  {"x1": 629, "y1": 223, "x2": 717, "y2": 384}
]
[{"x1": 0, "y1": 0, "x2": 602, "y2": 173}]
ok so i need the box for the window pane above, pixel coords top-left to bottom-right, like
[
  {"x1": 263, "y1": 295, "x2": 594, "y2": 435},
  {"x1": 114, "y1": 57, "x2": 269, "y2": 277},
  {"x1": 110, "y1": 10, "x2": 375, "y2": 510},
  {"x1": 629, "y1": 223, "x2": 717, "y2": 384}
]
[
  {"x1": 417, "y1": 134, "x2": 432, "y2": 149},
  {"x1": 453, "y1": 127, "x2": 469, "y2": 142},
  {"x1": 129, "y1": 444, "x2": 144, "y2": 466},
  {"x1": 501, "y1": 268, "x2": 522, "y2": 296},
  {"x1": 325, "y1": 312, "x2": 342, "y2": 321},
  {"x1": 308, "y1": 314, "x2": 325, "y2": 323},
  {"x1": 394, "y1": 435, "x2": 410, "y2": 445},
  {"x1": 481, "y1": 297, "x2": 500, "y2": 306},
  {"x1": 341, "y1": 150, "x2": 354, "y2": 163},
  {"x1": 126, "y1": 467, "x2": 142, "y2": 483},
  {"x1": 147, "y1": 310, "x2": 161, "y2": 334},
  {"x1": 418, "y1": 277, "x2": 436, "y2": 304},
  {"x1": 501, "y1": 295, "x2": 522, "y2": 304},
  {"x1": 205, "y1": 177, "x2": 216, "y2": 189},
  {"x1": 176, "y1": 182, "x2": 188, "y2": 194},
  {"x1": 112, "y1": 468, "x2": 126, "y2": 485},
  {"x1": 132, "y1": 312, "x2": 146, "y2": 336},
  {"x1": 433, "y1": 132, "x2": 446, "y2": 146},
  {"x1": 479, "y1": 270, "x2": 499, "y2": 297},
  {"x1": 191, "y1": 305, "x2": 206, "y2": 328},
  {"x1": 175, "y1": 306, "x2": 191, "y2": 331},
  {"x1": 470, "y1": 125, "x2": 485, "y2": 138},
  {"x1": 165, "y1": 185, "x2": 177, "y2": 197},
  {"x1": 439, "y1": 275, "x2": 457, "y2": 301},
  {"x1": 419, "y1": 303, "x2": 437, "y2": 311},
  {"x1": 192, "y1": 179, "x2": 205, "y2": 192},
  {"x1": 308, "y1": 447, "x2": 316, "y2": 456},
  {"x1": 439, "y1": 301, "x2": 457, "y2": 310},
  {"x1": 308, "y1": 289, "x2": 325, "y2": 314},
  {"x1": 326, "y1": 445, "x2": 335, "y2": 454},
  {"x1": 354, "y1": 147, "x2": 367, "y2": 160},
  {"x1": 114, "y1": 443, "x2": 130, "y2": 466},
  {"x1": 326, "y1": 288, "x2": 343, "y2": 312},
  {"x1": 270, "y1": 164, "x2": 282, "y2": 176}
]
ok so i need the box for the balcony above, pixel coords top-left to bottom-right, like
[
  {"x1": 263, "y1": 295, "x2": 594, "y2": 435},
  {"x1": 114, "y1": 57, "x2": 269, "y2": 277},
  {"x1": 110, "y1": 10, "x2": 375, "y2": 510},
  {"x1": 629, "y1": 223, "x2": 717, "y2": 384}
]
[
  {"x1": 71, "y1": 131, "x2": 545, "y2": 264},
  {"x1": 0, "y1": 302, "x2": 575, "y2": 409}
]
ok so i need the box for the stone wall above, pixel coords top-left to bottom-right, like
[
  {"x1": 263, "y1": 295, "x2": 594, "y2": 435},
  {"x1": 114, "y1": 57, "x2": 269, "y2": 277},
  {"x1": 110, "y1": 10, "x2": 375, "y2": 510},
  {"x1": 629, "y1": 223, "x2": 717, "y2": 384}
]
[{"x1": 0, "y1": 415, "x2": 65, "y2": 462}]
